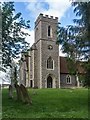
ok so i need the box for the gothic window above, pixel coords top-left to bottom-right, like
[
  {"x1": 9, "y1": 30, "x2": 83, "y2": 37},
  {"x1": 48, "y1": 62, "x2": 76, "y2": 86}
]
[
  {"x1": 47, "y1": 57, "x2": 54, "y2": 69},
  {"x1": 48, "y1": 25, "x2": 52, "y2": 37},
  {"x1": 66, "y1": 75, "x2": 71, "y2": 84}
]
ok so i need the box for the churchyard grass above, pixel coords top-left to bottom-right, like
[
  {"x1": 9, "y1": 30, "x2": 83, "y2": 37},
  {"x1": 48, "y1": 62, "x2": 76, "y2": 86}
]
[{"x1": 2, "y1": 88, "x2": 88, "y2": 119}]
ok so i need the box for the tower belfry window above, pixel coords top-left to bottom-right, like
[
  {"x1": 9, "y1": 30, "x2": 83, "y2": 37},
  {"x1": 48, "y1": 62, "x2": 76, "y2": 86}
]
[{"x1": 48, "y1": 25, "x2": 51, "y2": 37}]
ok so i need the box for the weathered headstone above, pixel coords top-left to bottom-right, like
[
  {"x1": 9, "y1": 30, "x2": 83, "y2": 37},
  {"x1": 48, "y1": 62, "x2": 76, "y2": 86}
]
[
  {"x1": 20, "y1": 84, "x2": 32, "y2": 104},
  {"x1": 8, "y1": 85, "x2": 13, "y2": 99}
]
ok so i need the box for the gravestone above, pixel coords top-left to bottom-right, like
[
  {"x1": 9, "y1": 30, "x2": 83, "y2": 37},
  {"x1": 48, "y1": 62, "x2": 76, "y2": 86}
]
[
  {"x1": 20, "y1": 84, "x2": 32, "y2": 104},
  {"x1": 9, "y1": 85, "x2": 13, "y2": 99}
]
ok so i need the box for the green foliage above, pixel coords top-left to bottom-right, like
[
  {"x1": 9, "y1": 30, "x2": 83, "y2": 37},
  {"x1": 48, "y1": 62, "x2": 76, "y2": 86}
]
[
  {"x1": 1, "y1": 2, "x2": 30, "y2": 67},
  {"x1": 2, "y1": 88, "x2": 88, "y2": 118},
  {"x1": 57, "y1": 2, "x2": 90, "y2": 86},
  {"x1": 57, "y1": 2, "x2": 90, "y2": 60},
  {"x1": 66, "y1": 58, "x2": 77, "y2": 75},
  {"x1": 84, "y1": 60, "x2": 90, "y2": 87},
  {"x1": 72, "y1": 2, "x2": 90, "y2": 60},
  {"x1": 78, "y1": 74, "x2": 85, "y2": 86},
  {"x1": 57, "y1": 24, "x2": 81, "y2": 60}
]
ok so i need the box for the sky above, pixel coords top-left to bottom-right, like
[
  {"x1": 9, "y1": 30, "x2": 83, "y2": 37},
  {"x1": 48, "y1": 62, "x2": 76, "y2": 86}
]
[{"x1": 13, "y1": 0, "x2": 77, "y2": 56}]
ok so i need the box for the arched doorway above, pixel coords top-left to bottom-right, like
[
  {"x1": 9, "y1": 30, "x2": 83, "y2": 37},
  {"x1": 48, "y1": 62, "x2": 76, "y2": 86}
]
[{"x1": 47, "y1": 76, "x2": 53, "y2": 88}]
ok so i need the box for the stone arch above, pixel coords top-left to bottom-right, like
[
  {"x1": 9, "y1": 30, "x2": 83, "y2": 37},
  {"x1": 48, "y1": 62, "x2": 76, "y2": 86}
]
[
  {"x1": 47, "y1": 76, "x2": 53, "y2": 88},
  {"x1": 45, "y1": 74, "x2": 56, "y2": 88}
]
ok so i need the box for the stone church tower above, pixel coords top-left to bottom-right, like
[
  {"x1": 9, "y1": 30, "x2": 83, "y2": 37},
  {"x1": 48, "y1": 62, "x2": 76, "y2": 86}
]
[
  {"x1": 20, "y1": 13, "x2": 60, "y2": 88},
  {"x1": 32, "y1": 13, "x2": 60, "y2": 88}
]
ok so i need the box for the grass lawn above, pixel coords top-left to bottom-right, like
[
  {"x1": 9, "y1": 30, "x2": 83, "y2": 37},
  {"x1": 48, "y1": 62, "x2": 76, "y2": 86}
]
[{"x1": 2, "y1": 88, "x2": 88, "y2": 119}]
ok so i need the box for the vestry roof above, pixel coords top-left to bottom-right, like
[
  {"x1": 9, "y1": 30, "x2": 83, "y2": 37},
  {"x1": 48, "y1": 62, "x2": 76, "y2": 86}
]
[
  {"x1": 60, "y1": 57, "x2": 69, "y2": 74},
  {"x1": 60, "y1": 56, "x2": 85, "y2": 74}
]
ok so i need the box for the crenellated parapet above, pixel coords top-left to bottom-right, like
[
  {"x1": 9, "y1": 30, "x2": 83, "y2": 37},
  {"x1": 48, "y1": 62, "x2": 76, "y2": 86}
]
[{"x1": 35, "y1": 13, "x2": 58, "y2": 27}]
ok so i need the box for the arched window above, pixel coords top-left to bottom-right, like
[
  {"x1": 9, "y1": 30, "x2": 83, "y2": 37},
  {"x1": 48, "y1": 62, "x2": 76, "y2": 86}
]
[
  {"x1": 48, "y1": 25, "x2": 51, "y2": 37},
  {"x1": 66, "y1": 75, "x2": 71, "y2": 84},
  {"x1": 47, "y1": 57, "x2": 54, "y2": 69}
]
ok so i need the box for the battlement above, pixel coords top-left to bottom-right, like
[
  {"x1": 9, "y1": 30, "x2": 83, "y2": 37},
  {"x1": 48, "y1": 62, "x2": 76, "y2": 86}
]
[{"x1": 35, "y1": 13, "x2": 58, "y2": 27}]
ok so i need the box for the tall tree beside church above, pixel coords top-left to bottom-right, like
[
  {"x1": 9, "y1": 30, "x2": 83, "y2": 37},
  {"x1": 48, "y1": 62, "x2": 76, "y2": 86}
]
[
  {"x1": 1, "y1": 2, "x2": 30, "y2": 67},
  {"x1": 72, "y1": 2, "x2": 90, "y2": 86},
  {"x1": 57, "y1": 2, "x2": 90, "y2": 86},
  {"x1": 72, "y1": 2, "x2": 90, "y2": 59},
  {"x1": 1, "y1": 2, "x2": 32, "y2": 103}
]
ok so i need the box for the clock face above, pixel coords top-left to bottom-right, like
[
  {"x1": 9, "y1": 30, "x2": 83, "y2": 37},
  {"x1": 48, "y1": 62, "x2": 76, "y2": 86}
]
[{"x1": 48, "y1": 45, "x2": 53, "y2": 50}]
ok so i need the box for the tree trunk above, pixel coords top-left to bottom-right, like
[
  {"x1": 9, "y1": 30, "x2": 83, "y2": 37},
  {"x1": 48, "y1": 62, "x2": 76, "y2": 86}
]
[{"x1": 14, "y1": 84, "x2": 23, "y2": 102}]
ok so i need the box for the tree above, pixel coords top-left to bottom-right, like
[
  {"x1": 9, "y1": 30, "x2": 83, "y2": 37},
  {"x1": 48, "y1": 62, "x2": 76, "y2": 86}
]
[
  {"x1": 72, "y1": 2, "x2": 90, "y2": 86},
  {"x1": 1, "y1": 2, "x2": 30, "y2": 67},
  {"x1": 57, "y1": 2, "x2": 90, "y2": 86},
  {"x1": 1, "y1": 2, "x2": 32, "y2": 103},
  {"x1": 72, "y1": 2, "x2": 90, "y2": 60}
]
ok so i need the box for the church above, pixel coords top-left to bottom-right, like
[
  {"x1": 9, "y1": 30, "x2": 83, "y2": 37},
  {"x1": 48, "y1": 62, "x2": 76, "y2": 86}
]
[{"x1": 19, "y1": 13, "x2": 83, "y2": 88}]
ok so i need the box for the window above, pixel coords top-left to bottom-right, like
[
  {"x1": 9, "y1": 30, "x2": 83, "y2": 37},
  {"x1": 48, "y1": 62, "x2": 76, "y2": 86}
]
[
  {"x1": 30, "y1": 80, "x2": 33, "y2": 88},
  {"x1": 47, "y1": 57, "x2": 54, "y2": 69},
  {"x1": 66, "y1": 75, "x2": 71, "y2": 84},
  {"x1": 48, "y1": 26, "x2": 50, "y2": 36},
  {"x1": 48, "y1": 25, "x2": 51, "y2": 37}
]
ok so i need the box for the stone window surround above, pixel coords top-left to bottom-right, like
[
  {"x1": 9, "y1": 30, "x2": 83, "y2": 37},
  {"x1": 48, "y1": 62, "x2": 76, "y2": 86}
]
[
  {"x1": 46, "y1": 57, "x2": 54, "y2": 70},
  {"x1": 66, "y1": 75, "x2": 72, "y2": 84},
  {"x1": 47, "y1": 25, "x2": 52, "y2": 37}
]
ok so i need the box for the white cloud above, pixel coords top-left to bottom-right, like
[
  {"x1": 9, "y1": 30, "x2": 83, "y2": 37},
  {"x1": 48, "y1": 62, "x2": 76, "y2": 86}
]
[
  {"x1": 44, "y1": 0, "x2": 71, "y2": 20},
  {"x1": 21, "y1": 28, "x2": 34, "y2": 47},
  {"x1": 59, "y1": 45, "x2": 67, "y2": 56},
  {"x1": 25, "y1": 0, "x2": 71, "y2": 20},
  {"x1": 25, "y1": 30, "x2": 34, "y2": 47}
]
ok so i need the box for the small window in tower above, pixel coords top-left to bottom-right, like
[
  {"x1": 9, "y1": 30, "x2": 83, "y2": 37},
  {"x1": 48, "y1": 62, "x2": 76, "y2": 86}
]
[
  {"x1": 30, "y1": 80, "x2": 33, "y2": 88},
  {"x1": 48, "y1": 25, "x2": 51, "y2": 37},
  {"x1": 47, "y1": 57, "x2": 54, "y2": 69},
  {"x1": 48, "y1": 45, "x2": 53, "y2": 50}
]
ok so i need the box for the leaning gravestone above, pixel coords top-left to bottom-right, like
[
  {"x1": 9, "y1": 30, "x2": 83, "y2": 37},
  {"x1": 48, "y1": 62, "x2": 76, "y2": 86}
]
[
  {"x1": 9, "y1": 85, "x2": 13, "y2": 99},
  {"x1": 20, "y1": 84, "x2": 32, "y2": 104}
]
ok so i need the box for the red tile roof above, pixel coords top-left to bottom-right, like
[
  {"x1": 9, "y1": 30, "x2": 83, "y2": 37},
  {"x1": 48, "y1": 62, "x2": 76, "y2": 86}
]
[
  {"x1": 60, "y1": 57, "x2": 69, "y2": 74},
  {"x1": 60, "y1": 56, "x2": 85, "y2": 74}
]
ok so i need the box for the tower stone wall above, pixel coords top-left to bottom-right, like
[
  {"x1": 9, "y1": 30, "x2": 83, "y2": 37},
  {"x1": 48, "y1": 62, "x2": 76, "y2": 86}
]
[{"x1": 34, "y1": 13, "x2": 60, "y2": 88}]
